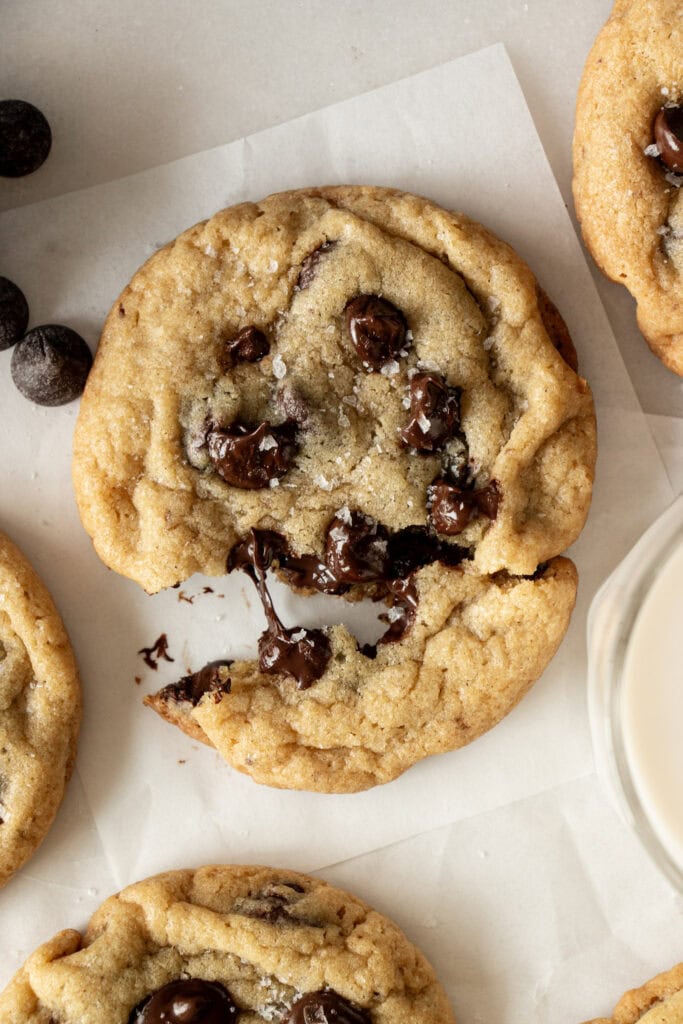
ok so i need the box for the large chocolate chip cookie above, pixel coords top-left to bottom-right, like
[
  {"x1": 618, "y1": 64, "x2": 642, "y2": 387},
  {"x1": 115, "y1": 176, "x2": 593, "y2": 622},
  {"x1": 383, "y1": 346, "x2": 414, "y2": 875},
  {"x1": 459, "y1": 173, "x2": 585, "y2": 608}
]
[{"x1": 73, "y1": 186, "x2": 595, "y2": 792}]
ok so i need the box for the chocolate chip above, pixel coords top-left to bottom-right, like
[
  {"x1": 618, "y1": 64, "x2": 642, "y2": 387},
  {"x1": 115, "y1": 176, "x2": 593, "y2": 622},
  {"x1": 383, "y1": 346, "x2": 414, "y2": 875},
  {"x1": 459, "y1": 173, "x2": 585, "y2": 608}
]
[
  {"x1": 207, "y1": 420, "x2": 298, "y2": 489},
  {"x1": 325, "y1": 509, "x2": 390, "y2": 583},
  {"x1": 475, "y1": 480, "x2": 501, "y2": 519},
  {"x1": 129, "y1": 980, "x2": 239, "y2": 1024},
  {"x1": 222, "y1": 325, "x2": 269, "y2": 369},
  {"x1": 10, "y1": 325, "x2": 92, "y2": 406},
  {"x1": 344, "y1": 295, "x2": 408, "y2": 370},
  {"x1": 429, "y1": 479, "x2": 500, "y2": 535},
  {"x1": 654, "y1": 105, "x2": 683, "y2": 174},
  {"x1": 258, "y1": 625, "x2": 332, "y2": 690},
  {"x1": 0, "y1": 277, "x2": 29, "y2": 351},
  {"x1": 0, "y1": 99, "x2": 52, "y2": 177},
  {"x1": 386, "y1": 525, "x2": 466, "y2": 578},
  {"x1": 234, "y1": 882, "x2": 309, "y2": 923},
  {"x1": 399, "y1": 372, "x2": 460, "y2": 451},
  {"x1": 158, "y1": 661, "x2": 232, "y2": 706},
  {"x1": 297, "y1": 241, "x2": 336, "y2": 289},
  {"x1": 286, "y1": 991, "x2": 370, "y2": 1024}
]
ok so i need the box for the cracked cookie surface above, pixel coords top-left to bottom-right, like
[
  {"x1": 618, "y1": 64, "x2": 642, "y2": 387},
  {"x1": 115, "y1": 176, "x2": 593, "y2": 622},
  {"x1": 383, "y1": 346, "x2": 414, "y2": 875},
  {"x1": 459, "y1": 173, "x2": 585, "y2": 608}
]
[
  {"x1": 573, "y1": 0, "x2": 683, "y2": 373},
  {"x1": 0, "y1": 530, "x2": 80, "y2": 888},
  {"x1": 73, "y1": 185, "x2": 595, "y2": 792},
  {"x1": 585, "y1": 961, "x2": 683, "y2": 1024},
  {"x1": 0, "y1": 865, "x2": 456, "y2": 1024}
]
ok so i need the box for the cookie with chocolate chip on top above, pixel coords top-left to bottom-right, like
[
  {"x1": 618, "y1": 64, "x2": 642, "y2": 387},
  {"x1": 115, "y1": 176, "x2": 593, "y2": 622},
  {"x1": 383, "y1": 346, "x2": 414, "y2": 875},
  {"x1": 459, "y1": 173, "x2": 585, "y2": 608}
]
[
  {"x1": 0, "y1": 865, "x2": 456, "y2": 1024},
  {"x1": 73, "y1": 185, "x2": 595, "y2": 792},
  {"x1": 0, "y1": 529, "x2": 80, "y2": 888},
  {"x1": 583, "y1": 960, "x2": 683, "y2": 1024},
  {"x1": 573, "y1": 0, "x2": 683, "y2": 374}
]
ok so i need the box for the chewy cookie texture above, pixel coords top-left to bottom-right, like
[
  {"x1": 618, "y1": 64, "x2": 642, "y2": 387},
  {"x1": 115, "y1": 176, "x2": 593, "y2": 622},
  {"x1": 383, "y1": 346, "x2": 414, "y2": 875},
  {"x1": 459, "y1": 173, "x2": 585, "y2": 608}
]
[
  {"x1": 0, "y1": 865, "x2": 456, "y2": 1024},
  {"x1": 0, "y1": 530, "x2": 80, "y2": 888},
  {"x1": 73, "y1": 185, "x2": 596, "y2": 792},
  {"x1": 585, "y1": 961, "x2": 683, "y2": 1024},
  {"x1": 573, "y1": 0, "x2": 683, "y2": 374}
]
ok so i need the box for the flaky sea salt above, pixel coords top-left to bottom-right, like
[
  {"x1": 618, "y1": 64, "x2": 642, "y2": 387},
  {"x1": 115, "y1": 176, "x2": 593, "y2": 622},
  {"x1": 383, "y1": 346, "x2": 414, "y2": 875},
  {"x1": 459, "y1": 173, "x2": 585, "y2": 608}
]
[
  {"x1": 380, "y1": 360, "x2": 400, "y2": 377},
  {"x1": 644, "y1": 143, "x2": 661, "y2": 158},
  {"x1": 269, "y1": 478, "x2": 280, "y2": 488},
  {"x1": 272, "y1": 354, "x2": 287, "y2": 378},
  {"x1": 665, "y1": 171, "x2": 683, "y2": 188},
  {"x1": 337, "y1": 505, "x2": 352, "y2": 525},
  {"x1": 204, "y1": 244, "x2": 217, "y2": 258},
  {"x1": 314, "y1": 474, "x2": 333, "y2": 491},
  {"x1": 417, "y1": 412, "x2": 431, "y2": 432},
  {"x1": 259, "y1": 435, "x2": 278, "y2": 451}
]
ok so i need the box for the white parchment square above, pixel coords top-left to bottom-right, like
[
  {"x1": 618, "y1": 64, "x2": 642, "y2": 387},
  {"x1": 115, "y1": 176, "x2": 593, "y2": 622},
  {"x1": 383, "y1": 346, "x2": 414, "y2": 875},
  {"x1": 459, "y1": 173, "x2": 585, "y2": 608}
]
[{"x1": 0, "y1": 45, "x2": 673, "y2": 976}]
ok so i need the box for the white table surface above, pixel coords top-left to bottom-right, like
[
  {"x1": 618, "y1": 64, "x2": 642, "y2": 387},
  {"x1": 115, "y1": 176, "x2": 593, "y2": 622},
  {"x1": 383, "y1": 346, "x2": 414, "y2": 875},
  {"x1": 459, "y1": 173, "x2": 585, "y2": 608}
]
[{"x1": 2, "y1": 3, "x2": 683, "y2": 1022}]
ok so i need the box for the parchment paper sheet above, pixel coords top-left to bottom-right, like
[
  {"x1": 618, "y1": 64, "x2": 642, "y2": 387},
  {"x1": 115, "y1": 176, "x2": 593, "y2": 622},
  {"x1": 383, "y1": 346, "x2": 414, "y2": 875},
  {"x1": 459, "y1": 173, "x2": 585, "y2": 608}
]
[{"x1": 0, "y1": 45, "x2": 677, "y2": 1019}]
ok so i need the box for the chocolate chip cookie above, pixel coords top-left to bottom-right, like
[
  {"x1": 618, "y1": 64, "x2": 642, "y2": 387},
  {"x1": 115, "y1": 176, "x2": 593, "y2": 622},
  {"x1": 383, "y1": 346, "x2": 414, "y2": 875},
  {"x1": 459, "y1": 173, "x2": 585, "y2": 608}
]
[
  {"x1": 0, "y1": 530, "x2": 80, "y2": 888},
  {"x1": 73, "y1": 185, "x2": 595, "y2": 791},
  {"x1": 0, "y1": 864, "x2": 456, "y2": 1023},
  {"x1": 573, "y1": 0, "x2": 683, "y2": 374},
  {"x1": 585, "y1": 961, "x2": 683, "y2": 1024}
]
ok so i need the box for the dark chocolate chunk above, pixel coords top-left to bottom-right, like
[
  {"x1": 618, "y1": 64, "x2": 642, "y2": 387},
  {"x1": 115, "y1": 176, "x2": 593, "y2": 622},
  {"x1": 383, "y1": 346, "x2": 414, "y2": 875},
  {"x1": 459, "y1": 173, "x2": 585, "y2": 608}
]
[
  {"x1": 159, "y1": 661, "x2": 232, "y2": 705},
  {"x1": 128, "y1": 979, "x2": 239, "y2": 1024},
  {"x1": 207, "y1": 420, "x2": 298, "y2": 489},
  {"x1": 222, "y1": 326, "x2": 269, "y2": 369},
  {"x1": 10, "y1": 325, "x2": 92, "y2": 406},
  {"x1": 286, "y1": 990, "x2": 371, "y2": 1024},
  {"x1": 654, "y1": 104, "x2": 683, "y2": 174},
  {"x1": 0, "y1": 99, "x2": 52, "y2": 177},
  {"x1": 297, "y1": 241, "x2": 336, "y2": 289},
  {"x1": 325, "y1": 509, "x2": 390, "y2": 583},
  {"x1": 429, "y1": 479, "x2": 500, "y2": 536},
  {"x1": 344, "y1": 295, "x2": 408, "y2": 370},
  {"x1": 399, "y1": 372, "x2": 460, "y2": 451},
  {"x1": 386, "y1": 525, "x2": 467, "y2": 578},
  {"x1": 0, "y1": 276, "x2": 29, "y2": 351},
  {"x1": 258, "y1": 625, "x2": 331, "y2": 690},
  {"x1": 475, "y1": 479, "x2": 501, "y2": 519}
]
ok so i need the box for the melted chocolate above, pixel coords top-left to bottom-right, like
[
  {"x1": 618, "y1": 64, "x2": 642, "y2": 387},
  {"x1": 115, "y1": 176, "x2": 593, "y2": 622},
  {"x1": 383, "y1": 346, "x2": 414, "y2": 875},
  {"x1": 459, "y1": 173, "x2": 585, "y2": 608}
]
[
  {"x1": 138, "y1": 633, "x2": 175, "y2": 670},
  {"x1": 297, "y1": 241, "x2": 336, "y2": 289},
  {"x1": 286, "y1": 990, "x2": 370, "y2": 1024},
  {"x1": 654, "y1": 104, "x2": 683, "y2": 174},
  {"x1": 229, "y1": 529, "x2": 342, "y2": 594},
  {"x1": 229, "y1": 530, "x2": 332, "y2": 688},
  {"x1": 399, "y1": 373, "x2": 460, "y2": 451},
  {"x1": 228, "y1": 516, "x2": 469, "y2": 677},
  {"x1": 128, "y1": 979, "x2": 239, "y2": 1024},
  {"x1": 429, "y1": 479, "x2": 500, "y2": 536},
  {"x1": 344, "y1": 295, "x2": 408, "y2": 370},
  {"x1": 159, "y1": 661, "x2": 232, "y2": 706},
  {"x1": 222, "y1": 325, "x2": 269, "y2": 368},
  {"x1": 207, "y1": 420, "x2": 298, "y2": 489},
  {"x1": 325, "y1": 510, "x2": 390, "y2": 583}
]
